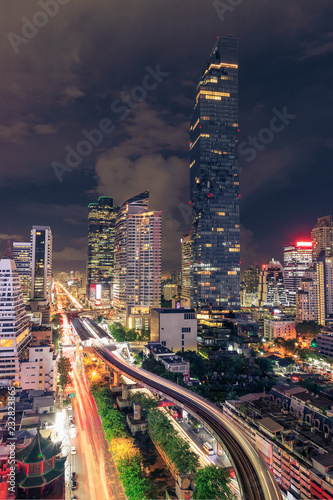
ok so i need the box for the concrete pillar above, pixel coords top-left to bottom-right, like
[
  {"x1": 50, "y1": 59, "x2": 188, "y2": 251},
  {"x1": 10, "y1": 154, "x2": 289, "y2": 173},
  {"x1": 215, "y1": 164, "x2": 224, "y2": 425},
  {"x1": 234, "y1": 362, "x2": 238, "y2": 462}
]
[
  {"x1": 134, "y1": 403, "x2": 141, "y2": 420},
  {"x1": 122, "y1": 385, "x2": 129, "y2": 400}
]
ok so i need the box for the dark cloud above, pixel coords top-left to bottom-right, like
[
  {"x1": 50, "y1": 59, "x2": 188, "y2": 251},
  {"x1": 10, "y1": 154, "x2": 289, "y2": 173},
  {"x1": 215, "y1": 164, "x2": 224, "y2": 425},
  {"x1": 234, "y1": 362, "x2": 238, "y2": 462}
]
[{"x1": 0, "y1": 0, "x2": 332, "y2": 272}]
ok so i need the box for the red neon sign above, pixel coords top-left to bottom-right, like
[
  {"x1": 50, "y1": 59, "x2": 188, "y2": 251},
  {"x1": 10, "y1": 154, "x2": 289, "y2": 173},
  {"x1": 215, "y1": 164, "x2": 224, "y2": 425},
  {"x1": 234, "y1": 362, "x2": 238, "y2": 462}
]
[{"x1": 296, "y1": 241, "x2": 312, "y2": 248}]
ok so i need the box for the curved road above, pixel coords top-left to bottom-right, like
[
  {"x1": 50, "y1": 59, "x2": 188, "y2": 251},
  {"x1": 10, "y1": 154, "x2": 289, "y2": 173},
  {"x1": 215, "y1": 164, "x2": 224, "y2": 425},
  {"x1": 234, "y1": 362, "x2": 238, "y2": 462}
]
[{"x1": 93, "y1": 343, "x2": 282, "y2": 500}]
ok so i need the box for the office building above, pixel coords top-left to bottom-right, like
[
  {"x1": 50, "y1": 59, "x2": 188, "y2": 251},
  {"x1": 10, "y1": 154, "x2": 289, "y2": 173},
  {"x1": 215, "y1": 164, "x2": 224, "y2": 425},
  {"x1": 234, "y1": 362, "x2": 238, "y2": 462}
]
[
  {"x1": 0, "y1": 257, "x2": 31, "y2": 382},
  {"x1": 30, "y1": 226, "x2": 53, "y2": 302},
  {"x1": 171, "y1": 270, "x2": 181, "y2": 285},
  {"x1": 181, "y1": 234, "x2": 192, "y2": 307},
  {"x1": 314, "y1": 253, "x2": 333, "y2": 326},
  {"x1": 190, "y1": 35, "x2": 240, "y2": 309},
  {"x1": 163, "y1": 284, "x2": 178, "y2": 301},
  {"x1": 311, "y1": 215, "x2": 333, "y2": 260},
  {"x1": 283, "y1": 241, "x2": 313, "y2": 306},
  {"x1": 151, "y1": 308, "x2": 197, "y2": 352},
  {"x1": 87, "y1": 196, "x2": 118, "y2": 303},
  {"x1": 113, "y1": 191, "x2": 161, "y2": 321},
  {"x1": 296, "y1": 269, "x2": 318, "y2": 323},
  {"x1": 243, "y1": 264, "x2": 260, "y2": 294},
  {"x1": 12, "y1": 242, "x2": 31, "y2": 304},
  {"x1": 258, "y1": 260, "x2": 289, "y2": 307}
]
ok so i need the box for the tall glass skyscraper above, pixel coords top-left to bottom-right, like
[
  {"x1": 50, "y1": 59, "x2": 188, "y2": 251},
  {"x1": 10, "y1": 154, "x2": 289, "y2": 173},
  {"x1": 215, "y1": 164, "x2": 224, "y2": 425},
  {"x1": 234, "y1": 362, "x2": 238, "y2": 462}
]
[
  {"x1": 87, "y1": 196, "x2": 118, "y2": 302},
  {"x1": 190, "y1": 36, "x2": 240, "y2": 309},
  {"x1": 30, "y1": 226, "x2": 53, "y2": 302}
]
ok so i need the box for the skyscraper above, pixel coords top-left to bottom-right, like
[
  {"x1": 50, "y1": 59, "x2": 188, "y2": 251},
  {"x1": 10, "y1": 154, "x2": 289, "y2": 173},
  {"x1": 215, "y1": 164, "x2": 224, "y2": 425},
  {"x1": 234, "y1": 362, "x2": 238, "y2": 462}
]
[
  {"x1": 258, "y1": 260, "x2": 289, "y2": 307},
  {"x1": 283, "y1": 241, "x2": 313, "y2": 305},
  {"x1": 311, "y1": 215, "x2": 333, "y2": 260},
  {"x1": 190, "y1": 36, "x2": 240, "y2": 309},
  {"x1": 87, "y1": 196, "x2": 118, "y2": 303},
  {"x1": 113, "y1": 191, "x2": 161, "y2": 321},
  {"x1": 0, "y1": 257, "x2": 31, "y2": 381},
  {"x1": 243, "y1": 264, "x2": 260, "y2": 294},
  {"x1": 181, "y1": 234, "x2": 192, "y2": 307},
  {"x1": 30, "y1": 226, "x2": 53, "y2": 302},
  {"x1": 13, "y1": 242, "x2": 31, "y2": 304}
]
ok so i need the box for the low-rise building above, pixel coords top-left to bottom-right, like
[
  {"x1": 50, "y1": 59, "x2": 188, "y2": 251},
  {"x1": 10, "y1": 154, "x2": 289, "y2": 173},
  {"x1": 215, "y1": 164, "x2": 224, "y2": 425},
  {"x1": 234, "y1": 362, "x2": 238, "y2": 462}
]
[
  {"x1": 20, "y1": 345, "x2": 56, "y2": 392},
  {"x1": 224, "y1": 388, "x2": 333, "y2": 499},
  {"x1": 264, "y1": 314, "x2": 296, "y2": 341},
  {"x1": 316, "y1": 333, "x2": 333, "y2": 358},
  {"x1": 151, "y1": 308, "x2": 197, "y2": 352},
  {"x1": 30, "y1": 326, "x2": 52, "y2": 346}
]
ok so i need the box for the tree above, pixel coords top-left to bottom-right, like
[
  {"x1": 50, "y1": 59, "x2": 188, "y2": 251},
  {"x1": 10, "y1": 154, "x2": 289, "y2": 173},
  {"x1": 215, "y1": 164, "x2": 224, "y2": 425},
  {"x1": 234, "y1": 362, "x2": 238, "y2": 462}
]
[
  {"x1": 296, "y1": 321, "x2": 321, "y2": 336},
  {"x1": 194, "y1": 466, "x2": 235, "y2": 500},
  {"x1": 57, "y1": 356, "x2": 72, "y2": 390},
  {"x1": 97, "y1": 315, "x2": 103, "y2": 323},
  {"x1": 254, "y1": 357, "x2": 273, "y2": 375},
  {"x1": 0, "y1": 389, "x2": 8, "y2": 407}
]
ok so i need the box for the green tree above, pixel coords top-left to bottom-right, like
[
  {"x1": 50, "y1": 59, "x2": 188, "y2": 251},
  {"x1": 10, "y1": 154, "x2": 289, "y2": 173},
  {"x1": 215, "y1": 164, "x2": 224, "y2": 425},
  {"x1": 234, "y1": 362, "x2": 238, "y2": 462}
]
[
  {"x1": 194, "y1": 466, "x2": 234, "y2": 500},
  {"x1": 254, "y1": 357, "x2": 273, "y2": 375},
  {"x1": 57, "y1": 356, "x2": 72, "y2": 390},
  {"x1": 97, "y1": 315, "x2": 103, "y2": 323},
  {"x1": 296, "y1": 321, "x2": 321, "y2": 336}
]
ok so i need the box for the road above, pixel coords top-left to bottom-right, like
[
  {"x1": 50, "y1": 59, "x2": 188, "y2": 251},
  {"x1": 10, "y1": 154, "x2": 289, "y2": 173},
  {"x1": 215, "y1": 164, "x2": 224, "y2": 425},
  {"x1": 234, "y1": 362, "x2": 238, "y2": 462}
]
[
  {"x1": 54, "y1": 285, "x2": 125, "y2": 500},
  {"x1": 93, "y1": 343, "x2": 282, "y2": 500}
]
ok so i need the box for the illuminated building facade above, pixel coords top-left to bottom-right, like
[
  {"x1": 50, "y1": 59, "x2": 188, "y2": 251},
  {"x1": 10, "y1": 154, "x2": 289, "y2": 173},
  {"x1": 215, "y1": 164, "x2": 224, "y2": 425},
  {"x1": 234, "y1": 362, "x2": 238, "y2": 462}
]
[
  {"x1": 12, "y1": 242, "x2": 31, "y2": 304},
  {"x1": 190, "y1": 35, "x2": 240, "y2": 309},
  {"x1": 0, "y1": 258, "x2": 31, "y2": 381},
  {"x1": 311, "y1": 215, "x2": 333, "y2": 260},
  {"x1": 283, "y1": 242, "x2": 313, "y2": 306},
  {"x1": 87, "y1": 196, "x2": 118, "y2": 303},
  {"x1": 113, "y1": 191, "x2": 161, "y2": 320},
  {"x1": 296, "y1": 269, "x2": 318, "y2": 323},
  {"x1": 30, "y1": 226, "x2": 53, "y2": 302},
  {"x1": 243, "y1": 264, "x2": 260, "y2": 293},
  {"x1": 258, "y1": 260, "x2": 289, "y2": 307},
  {"x1": 181, "y1": 234, "x2": 192, "y2": 307}
]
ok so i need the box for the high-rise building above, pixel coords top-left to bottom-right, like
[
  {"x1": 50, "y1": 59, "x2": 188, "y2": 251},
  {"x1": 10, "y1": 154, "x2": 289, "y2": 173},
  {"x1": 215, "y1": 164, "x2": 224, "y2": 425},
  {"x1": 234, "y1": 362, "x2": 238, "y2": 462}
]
[
  {"x1": 0, "y1": 257, "x2": 31, "y2": 381},
  {"x1": 243, "y1": 264, "x2": 260, "y2": 294},
  {"x1": 190, "y1": 35, "x2": 240, "y2": 309},
  {"x1": 296, "y1": 269, "x2": 318, "y2": 323},
  {"x1": 315, "y1": 253, "x2": 333, "y2": 326},
  {"x1": 113, "y1": 191, "x2": 161, "y2": 321},
  {"x1": 181, "y1": 234, "x2": 192, "y2": 307},
  {"x1": 311, "y1": 215, "x2": 333, "y2": 260},
  {"x1": 296, "y1": 253, "x2": 333, "y2": 326},
  {"x1": 171, "y1": 271, "x2": 181, "y2": 285},
  {"x1": 87, "y1": 196, "x2": 118, "y2": 303},
  {"x1": 30, "y1": 226, "x2": 53, "y2": 302},
  {"x1": 258, "y1": 260, "x2": 289, "y2": 307},
  {"x1": 12, "y1": 242, "x2": 31, "y2": 304},
  {"x1": 283, "y1": 241, "x2": 313, "y2": 306}
]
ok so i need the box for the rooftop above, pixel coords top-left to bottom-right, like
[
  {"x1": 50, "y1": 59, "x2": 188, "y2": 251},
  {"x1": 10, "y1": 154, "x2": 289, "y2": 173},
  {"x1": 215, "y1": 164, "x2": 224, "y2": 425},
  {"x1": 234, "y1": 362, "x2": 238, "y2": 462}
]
[{"x1": 152, "y1": 308, "x2": 195, "y2": 314}]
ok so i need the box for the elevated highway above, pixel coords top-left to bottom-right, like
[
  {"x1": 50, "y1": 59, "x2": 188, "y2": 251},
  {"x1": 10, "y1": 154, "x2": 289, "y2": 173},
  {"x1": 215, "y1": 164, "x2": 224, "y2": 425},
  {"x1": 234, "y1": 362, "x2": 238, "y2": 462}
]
[{"x1": 92, "y1": 342, "x2": 282, "y2": 500}]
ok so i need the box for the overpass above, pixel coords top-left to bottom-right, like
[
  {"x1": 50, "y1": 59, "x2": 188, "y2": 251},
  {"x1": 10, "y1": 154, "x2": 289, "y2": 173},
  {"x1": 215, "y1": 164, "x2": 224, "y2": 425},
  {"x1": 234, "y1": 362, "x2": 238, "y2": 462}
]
[{"x1": 92, "y1": 342, "x2": 282, "y2": 500}]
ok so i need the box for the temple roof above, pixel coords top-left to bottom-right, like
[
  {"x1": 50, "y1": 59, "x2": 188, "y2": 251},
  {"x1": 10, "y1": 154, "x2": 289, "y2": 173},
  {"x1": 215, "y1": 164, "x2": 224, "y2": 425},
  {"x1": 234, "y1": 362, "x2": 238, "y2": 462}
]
[
  {"x1": 16, "y1": 456, "x2": 66, "y2": 488},
  {"x1": 16, "y1": 429, "x2": 62, "y2": 464}
]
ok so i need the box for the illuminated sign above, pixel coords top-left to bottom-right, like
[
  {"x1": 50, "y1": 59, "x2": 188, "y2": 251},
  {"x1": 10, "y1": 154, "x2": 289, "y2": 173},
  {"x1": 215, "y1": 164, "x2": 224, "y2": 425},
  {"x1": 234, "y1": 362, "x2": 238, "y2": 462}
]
[
  {"x1": 96, "y1": 284, "x2": 102, "y2": 300},
  {"x1": 296, "y1": 241, "x2": 312, "y2": 248}
]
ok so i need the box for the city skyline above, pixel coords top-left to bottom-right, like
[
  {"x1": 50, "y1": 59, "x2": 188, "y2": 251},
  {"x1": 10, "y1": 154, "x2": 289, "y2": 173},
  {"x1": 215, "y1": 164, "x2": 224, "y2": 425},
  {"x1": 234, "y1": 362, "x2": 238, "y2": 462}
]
[{"x1": 0, "y1": 1, "x2": 332, "y2": 274}]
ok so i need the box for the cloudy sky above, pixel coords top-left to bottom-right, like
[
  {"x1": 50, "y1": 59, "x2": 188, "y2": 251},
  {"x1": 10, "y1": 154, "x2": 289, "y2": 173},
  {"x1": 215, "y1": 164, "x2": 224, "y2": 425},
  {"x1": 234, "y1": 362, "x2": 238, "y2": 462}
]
[{"x1": 0, "y1": 0, "x2": 332, "y2": 273}]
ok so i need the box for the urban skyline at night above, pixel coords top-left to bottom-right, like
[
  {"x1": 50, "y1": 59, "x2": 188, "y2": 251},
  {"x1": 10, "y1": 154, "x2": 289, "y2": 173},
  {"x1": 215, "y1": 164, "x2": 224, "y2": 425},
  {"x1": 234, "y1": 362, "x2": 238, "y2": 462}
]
[
  {"x1": 1, "y1": 3, "x2": 333, "y2": 500},
  {"x1": 1, "y1": 1, "x2": 332, "y2": 274}
]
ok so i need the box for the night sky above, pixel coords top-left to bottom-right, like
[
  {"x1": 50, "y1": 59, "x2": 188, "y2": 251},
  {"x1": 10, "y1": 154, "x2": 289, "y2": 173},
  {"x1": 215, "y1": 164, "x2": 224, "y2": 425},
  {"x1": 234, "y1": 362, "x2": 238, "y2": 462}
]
[{"x1": 1, "y1": 0, "x2": 332, "y2": 274}]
